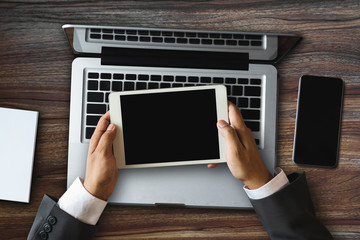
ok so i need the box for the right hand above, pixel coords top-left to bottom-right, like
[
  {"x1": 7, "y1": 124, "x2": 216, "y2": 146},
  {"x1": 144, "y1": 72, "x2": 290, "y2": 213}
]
[{"x1": 208, "y1": 102, "x2": 273, "y2": 190}]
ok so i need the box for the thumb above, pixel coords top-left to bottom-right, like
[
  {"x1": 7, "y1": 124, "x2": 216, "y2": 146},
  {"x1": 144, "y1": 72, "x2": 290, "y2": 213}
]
[
  {"x1": 217, "y1": 120, "x2": 242, "y2": 149},
  {"x1": 97, "y1": 124, "x2": 117, "y2": 155}
]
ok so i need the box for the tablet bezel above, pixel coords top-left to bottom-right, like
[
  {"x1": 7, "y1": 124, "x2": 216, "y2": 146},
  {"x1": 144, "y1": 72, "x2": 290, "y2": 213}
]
[{"x1": 109, "y1": 85, "x2": 228, "y2": 169}]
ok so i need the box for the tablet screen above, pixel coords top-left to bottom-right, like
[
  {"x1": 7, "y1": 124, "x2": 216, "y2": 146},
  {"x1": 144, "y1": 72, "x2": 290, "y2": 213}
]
[{"x1": 120, "y1": 89, "x2": 219, "y2": 165}]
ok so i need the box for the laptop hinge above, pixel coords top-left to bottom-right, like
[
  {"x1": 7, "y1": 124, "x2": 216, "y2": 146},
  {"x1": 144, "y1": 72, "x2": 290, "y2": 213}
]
[{"x1": 101, "y1": 47, "x2": 249, "y2": 71}]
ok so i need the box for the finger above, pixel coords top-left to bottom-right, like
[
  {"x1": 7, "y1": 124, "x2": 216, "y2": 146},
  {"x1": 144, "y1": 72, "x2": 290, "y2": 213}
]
[
  {"x1": 96, "y1": 123, "x2": 117, "y2": 157},
  {"x1": 89, "y1": 111, "x2": 111, "y2": 154},
  {"x1": 217, "y1": 120, "x2": 244, "y2": 149},
  {"x1": 227, "y1": 102, "x2": 254, "y2": 149},
  {"x1": 207, "y1": 163, "x2": 219, "y2": 168}
]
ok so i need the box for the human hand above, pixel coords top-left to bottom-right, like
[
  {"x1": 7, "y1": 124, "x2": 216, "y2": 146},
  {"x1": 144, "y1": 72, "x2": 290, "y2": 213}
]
[
  {"x1": 84, "y1": 111, "x2": 118, "y2": 201},
  {"x1": 208, "y1": 102, "x2": 272, "y2": 189}
]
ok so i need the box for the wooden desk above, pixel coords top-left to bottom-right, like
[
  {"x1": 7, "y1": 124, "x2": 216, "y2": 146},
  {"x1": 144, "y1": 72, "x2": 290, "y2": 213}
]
[{"x1": 0, "y1": 1, "x2": 359, "y2": 239}]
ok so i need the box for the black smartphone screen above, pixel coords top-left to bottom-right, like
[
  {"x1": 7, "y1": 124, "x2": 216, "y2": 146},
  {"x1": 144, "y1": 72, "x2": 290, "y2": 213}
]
[{"x1": 293, "y1": 75, "x2": 344, "y2": 167}]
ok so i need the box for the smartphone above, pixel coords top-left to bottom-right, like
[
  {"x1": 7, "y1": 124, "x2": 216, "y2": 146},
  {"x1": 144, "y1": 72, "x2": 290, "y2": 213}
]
[{"x1": 293, "y1": 75, "x2": 344, "y2": 168}]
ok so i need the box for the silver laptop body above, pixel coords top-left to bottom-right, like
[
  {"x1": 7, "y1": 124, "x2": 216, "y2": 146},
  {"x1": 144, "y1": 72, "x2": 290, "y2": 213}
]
[{"x1": 63, "y1": 24, "x2": 300, "y2": 208}]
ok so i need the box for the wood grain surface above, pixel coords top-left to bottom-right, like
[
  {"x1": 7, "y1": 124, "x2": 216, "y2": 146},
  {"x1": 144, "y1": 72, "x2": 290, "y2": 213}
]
[{"x1": 0, "y1": 1, "x2": 359, "y2": 239}]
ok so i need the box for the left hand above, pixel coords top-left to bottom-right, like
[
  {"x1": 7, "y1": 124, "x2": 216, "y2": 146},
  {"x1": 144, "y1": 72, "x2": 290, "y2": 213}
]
[{"x1": 84, "y1": 111, "x2": 118, "y2": 201}]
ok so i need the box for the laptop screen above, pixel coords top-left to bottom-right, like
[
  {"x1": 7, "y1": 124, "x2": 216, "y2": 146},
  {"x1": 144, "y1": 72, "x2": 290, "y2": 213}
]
[{"x1": 120, "y1": 89, "x2": 219, "y2": 165}]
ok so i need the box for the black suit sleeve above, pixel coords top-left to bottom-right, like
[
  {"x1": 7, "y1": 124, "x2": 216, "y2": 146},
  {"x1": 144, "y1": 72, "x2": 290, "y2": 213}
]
[
  {"x1": 250, "y1": 172, "x2": 333, "y2": 240},
  {"x1": 28, "y1": 194, "x2": 96, "y2": 240}
]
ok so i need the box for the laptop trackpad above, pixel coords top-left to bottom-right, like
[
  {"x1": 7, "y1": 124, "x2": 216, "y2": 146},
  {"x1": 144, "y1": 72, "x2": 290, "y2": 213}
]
[{"x1": 109, "y1": 163, "x2": 252, "y2": 208}]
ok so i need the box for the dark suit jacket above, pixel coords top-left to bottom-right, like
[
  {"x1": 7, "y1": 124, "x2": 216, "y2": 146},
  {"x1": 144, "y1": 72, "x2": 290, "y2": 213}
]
[{"x1": 28, "y1": 172, "x2": 333, "y2": 240}]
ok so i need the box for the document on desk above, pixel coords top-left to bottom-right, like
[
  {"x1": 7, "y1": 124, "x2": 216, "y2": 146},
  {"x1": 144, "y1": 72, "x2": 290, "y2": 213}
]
[{"x1": 0, "y1": 107, "x2": 38, "y2": 203}]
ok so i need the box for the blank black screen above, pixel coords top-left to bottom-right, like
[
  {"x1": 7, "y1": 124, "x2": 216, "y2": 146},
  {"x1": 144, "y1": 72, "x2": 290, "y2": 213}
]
[
  {"x1": 120, "y1": 89, "x2": 219, "y2": 165},
  {"x1": 294, "y1": 76, "x2": 343, "y2": 167}
]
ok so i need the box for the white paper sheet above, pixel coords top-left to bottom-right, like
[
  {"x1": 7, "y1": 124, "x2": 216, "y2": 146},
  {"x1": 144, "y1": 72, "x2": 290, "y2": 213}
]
[{"x1": 0, "y1": 107, "x2": 38, "y2": 203}]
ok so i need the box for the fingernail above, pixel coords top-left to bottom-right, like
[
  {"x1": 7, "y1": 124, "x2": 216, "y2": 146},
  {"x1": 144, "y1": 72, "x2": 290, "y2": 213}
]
[
  {"x1": 218, "y1": 120, "x2": 229, "y2": 128},
  {"x1": 107, "y1": 124, "x2": 114, "y2": 131}
]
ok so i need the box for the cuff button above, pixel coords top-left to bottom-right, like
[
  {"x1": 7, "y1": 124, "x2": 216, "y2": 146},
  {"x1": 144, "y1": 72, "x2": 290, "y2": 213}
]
[
  {"x1": 43, "y1": 223, "x2": 52, "y2": 233},
  {"x1": 47, "y1": 215, "x2": 57, "y2": 225},
  {"x1": 39, "y1": 230, "x2": 48, "y2": 240}
]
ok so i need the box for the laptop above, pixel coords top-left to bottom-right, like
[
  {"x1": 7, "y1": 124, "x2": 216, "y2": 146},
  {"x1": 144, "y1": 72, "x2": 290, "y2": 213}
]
[{"x1": 63, "y1": 24, "x2": 300, "y2": 208}]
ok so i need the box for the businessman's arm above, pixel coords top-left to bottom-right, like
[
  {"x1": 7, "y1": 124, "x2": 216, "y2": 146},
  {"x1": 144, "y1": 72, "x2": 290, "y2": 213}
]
[
  {"x1": 28, "y1": 112, "x2": 118, "y2": 240},
  {"x1": 209, "y1": 102, "x2": 333, "y2": 240}
]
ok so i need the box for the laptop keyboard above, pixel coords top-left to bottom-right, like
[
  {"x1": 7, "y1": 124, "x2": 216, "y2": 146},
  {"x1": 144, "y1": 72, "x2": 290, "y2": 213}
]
[
  {"x1": 87, "y1": 27, "x2": 264, "y2": 49},
  {"x1": 84, "y1": 69, "x2": 263, "y2": 148}
]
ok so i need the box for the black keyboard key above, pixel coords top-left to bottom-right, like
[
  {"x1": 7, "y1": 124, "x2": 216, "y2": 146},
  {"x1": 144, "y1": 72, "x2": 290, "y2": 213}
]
[
  {"x1": 105, "y1": 93, "x2": 110, "y2": 103},
  {"x1": 127, "y1": 36, "x2": 138, "y2": 41},
  {"x1": 198, "y1": 33, "x2": 209, "y2": 38},
  {"x1": 100, "y1": 73, "x2": 111, "y2": 79},
  {"x1": 152, "y1": 37, "x2": 163, "y2": 43},
  {"x1": 86, "y1": 127, "x2": 96, "y2": 139},
  {"x1": 251, "y1": 41, "x2": 262, "y2": 46},
  {"x1": 186, "y1": 32, "x2": 196, "y2": 37},
  {"x1": 173, "y1": 83, "x2": 183, "y2": 87},
  {"x1": 162, "y1": 31, "x2": 173, "y2": 36},
  {"x1": 255, "y1": 139, "x2": 260, "y2": 145},
  {"x1": 251, "y1": 78, "x2": 262, "y2": 85},
  {"x1": 115, "y1": 35, "x2": 126, "y2": 41},
  {"x1": 90, "y1": 34, "x2": 101, "y2": 39},
  {"x1": 226, "y1": 85, "x2": 231, "y2": 95},
  {"x1": 188, "y1": 76, "x2": 199, "y2": 83},
  {"x1": 238, "y1": 78, "x2": 249, "y2": 84},
  {"x1": 114, "y1": 29, "x2": 125, "y2": 34},
  {"x1": 150, "y1": 31, "x2": 161, "y2": 36},
  {"x1": 232, "y1": 86, "x2": 243, "y2": 96},
  {"x1": 138, "y1": 74, "x2": 149, "y2": 80},
  {"x1": 245, "y1": 86, "x2": 261, "y2": 96},
  {"x1": 140, "y1": 36, "x2": 151, "y2": 42},
  {"x1": 226, "y1": 40, "x2": 237, "y2": 46},
  {"x1": 163, "y1": 75, "x2": 174, "y2": 82},
  {"x1": 160, "y1": 83, "x2": 171, "y2": 88},
  {"x1": 113, "y1": 73, "x2": 124, "y2": 80},
  {"x1": 200, "y1": 77, "x2": 211, "y2": 83},
  {"x1": 86, "y1": 115, "x2": 101, "y2": 126},
  {"x1": 214, "y1": 39, "x2": 225, "y2": 45},
  {"x1": 88, "y1": 80, "x2": 98, "y2": 90},
  {"x1": 237, "y1": 98, "x2": 248, "y2": 108},
  {"x1": 148, "y1": 83, "x2": 159, "y2": 89},
  {"x1": 233, "y1": 34, "x2": 244, "y2": 39},
  {"x1": 112, "y1": 81, "x2": 123, "y2": 91},
  {"x1": 138, "y1": 30, "x2": 149, "y2": 35},
  {"x1": 210, "y1": 33, "x2": 221, "y2": 38},
  {"x1": 201, "y1": 39, "x2": 212, "y2": 45},
  {"x1": 102, "y1": 29, "x2": 113, "y2": 34},
  {"x1": 87, "y1": 92, "x2": 104, "y2": 102},
  {"x1": 221, "y1": 34, "x2": 232, "y2": 39},
  {"x1": 165, "y1": 37, "x2": 176, "y2": 43},
  {"x1": 250, "y1": 98, "x2": 261, "y2": 108},
  {"x1": 90, "y1": 28, "x2": 101, "y2": 33},
  {"x1": 126, "y1": 30, "x2": 137, "y2": 35},
  {"x1": 88, "y1": 72, "x2": 99, "y2": 79},
  {"x1": 245, "y1": 34, "x2": 262, "y2": 40},
  {"x1": 126, "y1": 74, "x2": 136, "y2": 80},
  {"x1": 175, "y1": 76, "x2": 186, "y2": 82},
  {"x1": 102, "y1": 34, "x2": 113, "y2": 40},
  {"x1": 87, "y1": 104, "x2": 106, "y2": 114},
  {"x1": 213, "y1": 77, "x2": 224, "y2": 84},
  {"x1": 151, "y1": 75, "x2": 161, "y2": 81},
  {"x1": 174, "y1": 32, "x2": 185, "y2": 37},
  {"x1": 241, "y1": 109, "x2": 260, "y2": 120},
  {"x1": 100, "y1": 81, "x2": 110, "y2": 91},
  {"x1": 136, "y1": 82, "x2": 147, "y2": 90},
  {"x1": 238, "y1": 40, "x2": 249, "y2": 46},
  {"x1": 225, "y1": 78, "x2": 236, "y2": 84},
  {"x1": 189, "y1": 38, "x2": 200, "y2": 44},
  {"x1": 245, "y1": 121, "x2": 260, "y2": 132},
  {"x1": 177, "y1": 38, "x2": 188, "y2": 44},
  {"x1": 124, "y1": 82, "x2": 135, "y2": 90}
]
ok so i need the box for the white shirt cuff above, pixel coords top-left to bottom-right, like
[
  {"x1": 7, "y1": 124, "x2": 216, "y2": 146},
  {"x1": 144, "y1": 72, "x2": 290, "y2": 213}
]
[
  {"x1": 243, "y1": 168, "x2": 289, "y2": 200},
  {"x1": 57, "y1": 177, "x2": 107, "y2": 225}
]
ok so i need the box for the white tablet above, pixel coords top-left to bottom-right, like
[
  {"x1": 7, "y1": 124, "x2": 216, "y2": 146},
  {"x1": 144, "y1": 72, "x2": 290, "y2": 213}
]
[{"x1": 109, "y1": 85, "x2": 228, "y2": 169}]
